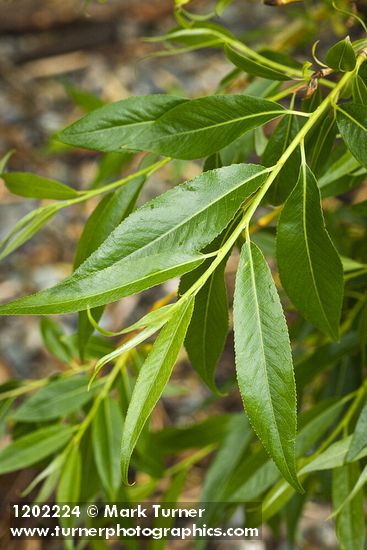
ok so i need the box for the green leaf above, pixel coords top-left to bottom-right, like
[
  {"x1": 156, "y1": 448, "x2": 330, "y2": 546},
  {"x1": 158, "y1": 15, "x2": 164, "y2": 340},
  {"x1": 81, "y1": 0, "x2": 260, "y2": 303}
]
[
  {"x1": 0, "y1": 399, "x2": 13, "y2": 438},
  {"x1": 40, "y1": 318, "x2": 73, "y2": 362},
  {"x1": 262, "y1": 114, "x2": 301, "y2": 205},
  {"x1": 224, "y1": 398, "x2": 350, "y2": 503},
  {"x1": 224, "y1": 45, "x2": 292, "y2": 81},
  {"x1": 151, "y1": 470, "x2": 188, "y2": 550},
  {"x1": 74, "y1": 156, "x2": 149, "y2": 356},
  {"x1": 346, "y1": 401, "x2": 367, "y2": 461},
  {"x1": 92, "y1": 397, "x2": 123, "y2": 498},
  {"x1": 0, "y1": 164, "x2": 267, "y2": 315},
  {"x1": 195, "y1": 414, "x2": 253, "y2": 549},
  {"x1": 0, "y1": 425, "x2": 74, "y2": 474},
  {"x1": 134, "y1": 95, "x2": 286, "y2": 159},
  {"x1": 57, "y1": 95, "x2": 188, "y2": 152},
  {"x1": 57, "y1": 445, "x2": 81, "y2": 504},
  {"x1": 74, "y1": 159, "x2": 151, "y2": 269},
  {"x1": 276, "y1": 163, "x2": 344, "y2": 339},
  {"x1": 150, "y1": 415, "x2": 230, "y2": 453},
  {"x1": 325, "y1": 37, "x2": 356, "y2": 72},
  {"x1": 333, "y1": 463, "x2": 367, "y2": 519},
  {"x1": 215, "y1": 0, "x2": 234, "y2": 15},
  {"x1": 12, "y1": 376, "x2": 99, "y2": 423},
  {"x1": 3, "y1": 172, "x2": 79, "y2": 200},
  {"x1": 296, "y1": 397, "x2": 351, "y2": 455},
  {"x1": 92, "y1": 151, "x2": 134, "y2": 189},
  {"x1": 308, "y1": 112, "x2": 337, "y2": 176},
  {"x1": 0, "y1": 150, "x2": 14, "y2": 174},
  {"x1": 201, "y1": 414, "x2": 252, "y2": 501},
  {"x1": 318, "y1": 151, "x2": 361, "y2": 188},
  {"x1": 121, "y1": 296, "x2": 194, "y2": 483},
  {"x1": 332, "y1": 463, "x2": 365, "y2": 550},
  {"x1": 300, "y1": 436, "x2": 367, "y2": 474},
  {"x1": 180, "y1": 247, "x2": 229, "y2": 393},
  {"x1": 59, "y1": 93, "x2": 285, "y2": 160},
  {"x1": 352, "y1": 75, "x2": 367, "y2": 105},
  {"x1": 64, "y1": 84, "x2": 105, "y2": 112},
  {"x1": 337, "y1": 103, "x2": 367, "y2": 168},
  {"x1": 233, "y1": 240, "x2": 301, "y2": 491},
  {"x1": 0, "y1": 203, "x2": 61, "y2": 261}
]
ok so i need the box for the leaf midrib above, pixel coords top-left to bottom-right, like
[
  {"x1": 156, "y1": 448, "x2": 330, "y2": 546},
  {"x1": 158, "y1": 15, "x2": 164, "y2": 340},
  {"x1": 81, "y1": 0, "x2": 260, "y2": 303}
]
[
  {"x1": 72, "y1": 167, "x2": 267, "y2": 283},
  {"x1": 123, "y1": 299, "x2": 192, "y2": 457},
  {"x1": 154, "y1": 110, "x2": 285, "y2": 141},
  {"x1": 246, "y1": 241, "x2": 295, "y2": 482},
  {"x1": 337, "y1": 105, "x2": 367, "y2": 132},
  {"x1": 301, "y1": 164, "x2": 334, "y2": 336}
]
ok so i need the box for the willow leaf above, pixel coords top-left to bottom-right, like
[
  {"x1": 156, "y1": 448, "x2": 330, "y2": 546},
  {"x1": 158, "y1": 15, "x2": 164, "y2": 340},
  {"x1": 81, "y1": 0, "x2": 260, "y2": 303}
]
[
  {"x1": 121, "y1": 297, "x2": 194, "y2": 484},
  {"x1": 277, "y1": 164, "x2": 343, "y2": 340},
  {"x1": 134, "y1": 95, "x2": 285, "y2": 159},
  {"x1": 3, "y1": 172, "x2": 79, "y2": 200},
  {"x1": 224, "y1": 45, "x2": 291, "y2": 81},
  {"x1": 346, "y1": 401, "x2": 367, "y2": 461},
  {"x1": 332, "y1": 463, "x2": 365, "y2": 550},
  {"x1": 180, "y1": 248, "x2": 229, "y2": 393},
  {"x1": 92, "y1": 397, "x2": 123, "y2": 498},
  {"x1": 0, "y1": 164, "x2": 267, "y2": 315},
  {"x1": 57, "y1": 95, "x2": 188, "y2": 152},
  {"x1": 0, "y1": 425, "x2": 74, "y2": 474},
  {"x1": 262, "y1": 114, "x2": 301, "y2": 205},
  {"x1": 12, "y1": 376, "x2": 99, "y2": 423},
  {"x1": 75, "y1": 155, "x2": 150, "y2": 357},
  {"x1": 57, "y1": 445, "x2": 81, "y2": 505},
  {"x1": 233, "y1": 240, "x2": 301, "y2": 491},
  {"x1": 336, "y1": 103, "x2": 367, "y2": 168}
]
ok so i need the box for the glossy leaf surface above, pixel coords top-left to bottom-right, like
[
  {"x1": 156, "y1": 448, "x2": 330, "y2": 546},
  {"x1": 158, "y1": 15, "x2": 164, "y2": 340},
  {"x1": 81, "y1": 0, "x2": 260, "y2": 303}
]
[
  {"x1": 121, "y1": 297, "x2": 194, "y2": 483},
  {"x1": 277, "y1": 163, "x2": 343, "y2": 339},
  {"x1": 0, "y1": 164, "x2": 267, "y2": 315},
  {"x1": 233, "y1": 240, "x2": 301, "y2": 491}
]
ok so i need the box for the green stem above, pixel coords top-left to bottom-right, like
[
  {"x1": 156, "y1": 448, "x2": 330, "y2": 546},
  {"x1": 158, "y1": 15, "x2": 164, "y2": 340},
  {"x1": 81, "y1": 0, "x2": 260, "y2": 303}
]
[
  {"x1": 181, "y1": 55, "x2": 364, "y2": 301},
  {"x1": 65, "y1": 353, "x2": 129, "y2": 450},
  {"x1": 73, "y1": 157, "x2": 171, "y2": 202},
  {"x1": 0, "y1": 364, "x2": 91, "y2": 401}
]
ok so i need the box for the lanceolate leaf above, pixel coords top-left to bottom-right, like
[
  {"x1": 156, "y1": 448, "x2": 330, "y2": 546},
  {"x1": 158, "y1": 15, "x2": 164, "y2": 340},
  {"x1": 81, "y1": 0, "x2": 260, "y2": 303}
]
[
  {"x1": 3, "y1": 172, "x2": 79, "y2": 200},
  {"x1": 40, "y1": 317, "x2": 73, "y2": 363},
  {"x1": 75, "y1": 155, "x2": 151, "y2": 356},
  {"x1": 224, "y1": 45, "x2": 291, "y2": 81},
  {"x1": 346, "y1": 401, "x2": 367, "y2": 461},
  {"x1": 224, "y1": 398, "x2": 350, "y2": 503},
  {"x1": 336, "y1": 103, "x2": 367, "y2": 168},
  {"x1": 308, "y1": 112, "x2": 337, "y2": 176},
  {"x1": 57, "y1": 445, "x2": 81, "y2": 504},
  {"x1": 134, "y1": 95, "x2": 285, "y2": 159},
  {"x1": 0, "y1": 425, "x2": 74, "y2": 474},
  {"x1": 352, "y1": 75, "x2": 367, "y2": 105},
  {"x1": 92, "y1": 397, "x2": 123, "y2": 498},
  {"x1": 276, "y1": 163, "x2": 344, "y2": 340},
  {"x1": 300, "y1": 436, "x2": 367, "y2": 474},
  {"x1": 332, "y1": 463, "x2": 365, "y2": 550},
  {"x1": 12, "y1": 376, "x2": 100, "y2": 423},
  {"x1": 262, "y1": 114, "x2": 301, "y2": 205},
  {"x1": 333, "y1": 463, "x2": 367, "y2": 518},
  {"x1": 0, "y1": 164, "x2": 267, "y2": 315},
  {"x1": 74, "y1": 180, "x2": 145, "y2": 269},
  {"x1": 57, "y1": 95, "x2": 188, "y2": 152},
  {"x1": 180, "y1": 244, "x2": 229, "y2": 393},
  {"x1": 59, "y1": 94, "x2": 285, "y2": 160},
  {"x1": 233, "y1": 240, "x2": 301, "y2": 491},
  {"x1": 121, "y1": 297, "x2": 194, "y2": 483},
  {"x1": 201, "y1": 414, "x2": 252, "y2": 503}
]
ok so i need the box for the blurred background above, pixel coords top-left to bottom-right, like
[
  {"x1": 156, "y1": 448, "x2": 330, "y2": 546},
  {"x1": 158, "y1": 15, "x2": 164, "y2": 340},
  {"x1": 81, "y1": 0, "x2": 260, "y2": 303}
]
[{"x1": 0, "y1": 1, "x2": 363, "y2": 548}]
